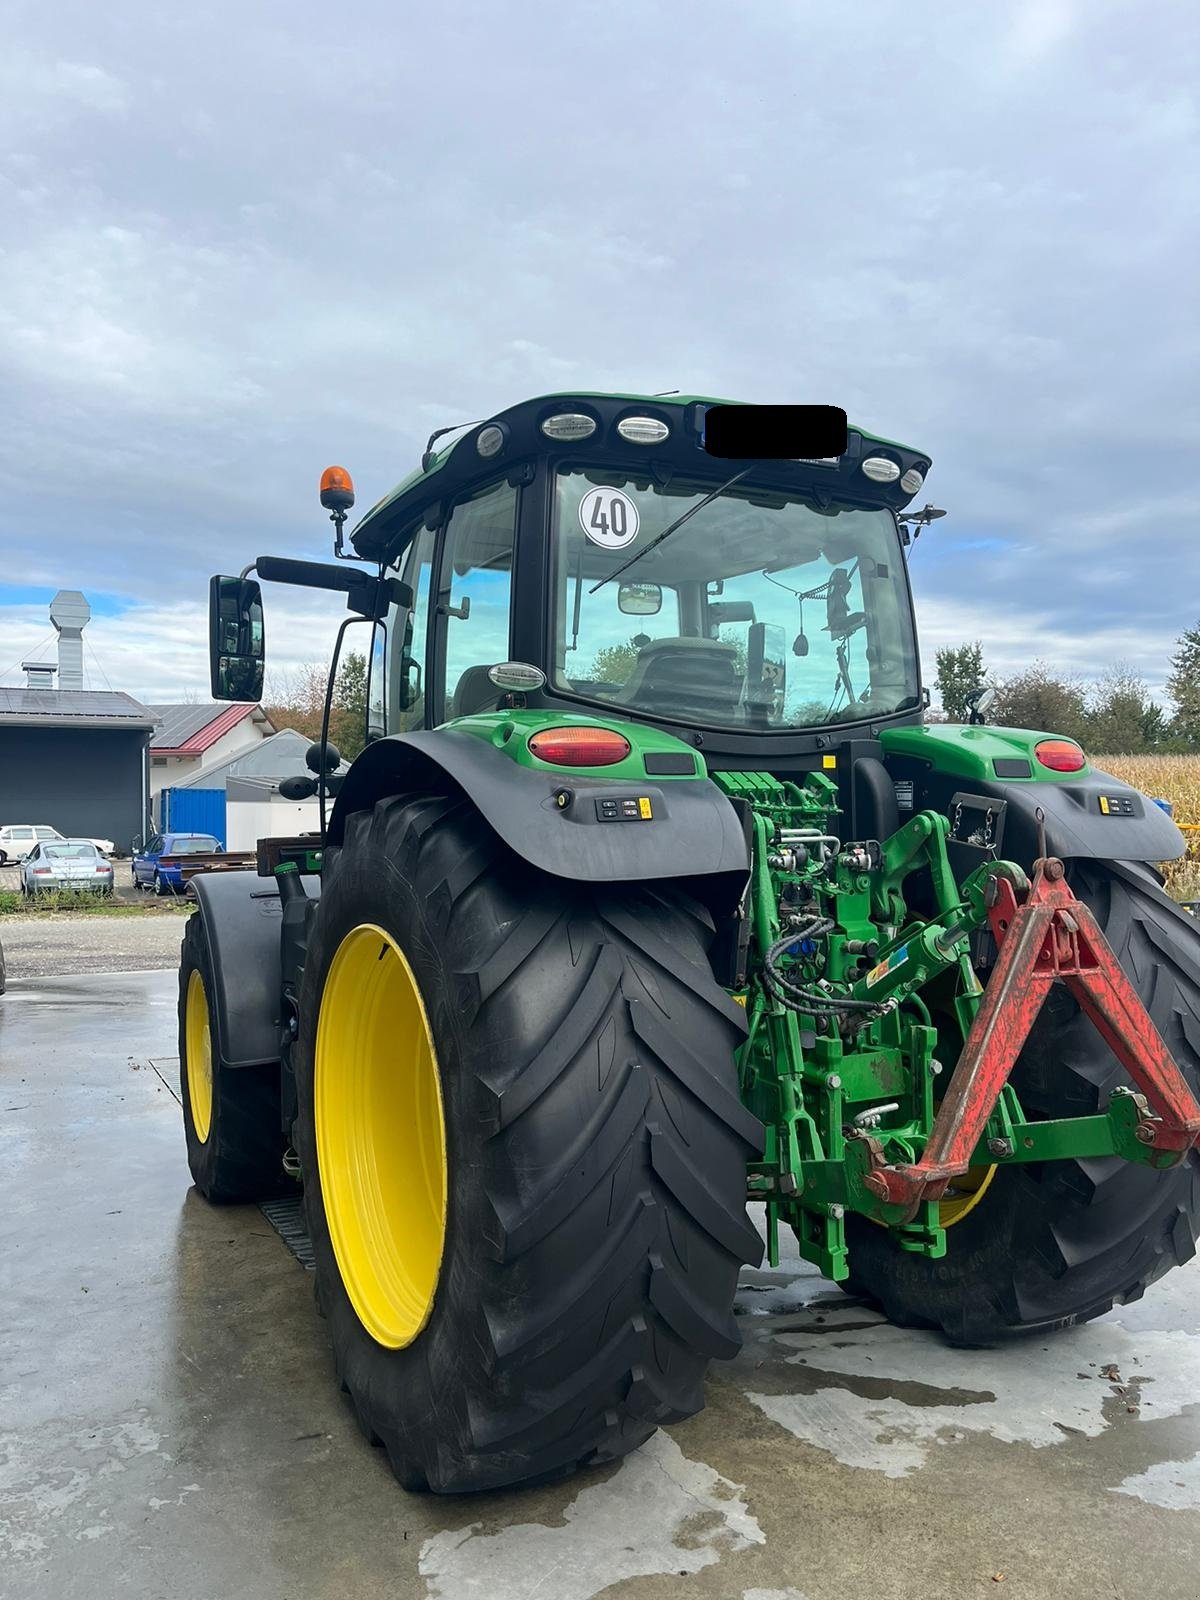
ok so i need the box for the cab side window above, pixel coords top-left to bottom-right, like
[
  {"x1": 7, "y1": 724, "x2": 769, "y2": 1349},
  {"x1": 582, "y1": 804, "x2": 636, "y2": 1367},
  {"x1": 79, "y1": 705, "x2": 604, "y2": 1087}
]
[
  {"x1": 393, "y1": 526, "x2": 437, "y2": 733},
  {"x1": 436, "y1": 479, "x2": 518, "y2": 723},
  {"x1": 366, "y1": 621, "x2": 387, "y2": 743}
]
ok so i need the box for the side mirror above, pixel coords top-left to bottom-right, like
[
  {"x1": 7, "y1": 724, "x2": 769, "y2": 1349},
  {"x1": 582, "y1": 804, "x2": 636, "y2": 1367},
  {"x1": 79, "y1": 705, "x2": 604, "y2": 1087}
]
[
  {"x1": 747, "y1": 621, "x2": 787, "y2": 711},
  {"x1": 965, "y1": 684, "x2": 997, "y2": 725},
  {"x1": 209, "y1": 576, "x2": 265, "y2": 701},
  {"x1": 618, "y1": 582, "x2": 663, "y2": 616}
]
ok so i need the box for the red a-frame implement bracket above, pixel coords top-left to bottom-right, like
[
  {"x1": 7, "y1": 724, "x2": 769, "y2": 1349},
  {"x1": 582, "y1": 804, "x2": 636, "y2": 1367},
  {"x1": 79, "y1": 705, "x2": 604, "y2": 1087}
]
[{"x1": 864, "y1": 856, "x2": 1200, "y2": 1219}]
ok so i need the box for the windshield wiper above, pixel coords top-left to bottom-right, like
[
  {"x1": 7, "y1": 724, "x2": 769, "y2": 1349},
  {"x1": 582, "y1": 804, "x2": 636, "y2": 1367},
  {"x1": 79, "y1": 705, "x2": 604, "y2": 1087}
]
[{"x1": 588, "y1": 468, "x2": 751, "y2": 595}]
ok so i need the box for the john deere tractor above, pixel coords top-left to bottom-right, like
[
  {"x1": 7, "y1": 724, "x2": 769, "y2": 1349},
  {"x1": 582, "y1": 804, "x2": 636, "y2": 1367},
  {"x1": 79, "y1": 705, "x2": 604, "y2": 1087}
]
[{"x1": 181, "y1": 393, "x2": 1200, "y2": 1494}]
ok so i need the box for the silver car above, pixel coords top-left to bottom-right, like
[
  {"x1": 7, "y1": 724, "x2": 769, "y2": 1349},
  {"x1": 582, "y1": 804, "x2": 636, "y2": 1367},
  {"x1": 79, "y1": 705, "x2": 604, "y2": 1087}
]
[
  {"x1": 21, "y1": 840, "x2": 115, "y2": 896},
  {"x1": 0, "y1": 823, "x2": 116, "y2": 864}
]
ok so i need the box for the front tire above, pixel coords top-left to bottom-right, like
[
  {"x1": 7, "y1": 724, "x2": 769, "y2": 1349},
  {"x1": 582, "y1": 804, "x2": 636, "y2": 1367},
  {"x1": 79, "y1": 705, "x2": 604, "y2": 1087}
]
[
  {"x1": 846, "y1": 859, "x2": 1200, "y2": 1343},
  {"x1": 294, "y1": 792, "x2": 763, "y2": 1493},
  {"x1": 178, "y1": 913, "x2": 292, "y2": 1203}
]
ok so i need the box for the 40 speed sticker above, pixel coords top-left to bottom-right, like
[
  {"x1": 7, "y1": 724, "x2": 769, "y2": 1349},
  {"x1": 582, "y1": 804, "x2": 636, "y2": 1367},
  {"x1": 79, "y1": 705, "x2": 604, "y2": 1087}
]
[{"x1": 580, "y1": 486, "x2": 640, "y2": 551}]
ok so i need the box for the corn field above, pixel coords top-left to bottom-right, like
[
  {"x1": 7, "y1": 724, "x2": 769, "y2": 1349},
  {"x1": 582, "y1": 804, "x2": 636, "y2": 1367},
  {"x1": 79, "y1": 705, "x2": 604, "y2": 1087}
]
[{"x1": 1094, "y1": 754, "x2": 1200, "y2": 903}]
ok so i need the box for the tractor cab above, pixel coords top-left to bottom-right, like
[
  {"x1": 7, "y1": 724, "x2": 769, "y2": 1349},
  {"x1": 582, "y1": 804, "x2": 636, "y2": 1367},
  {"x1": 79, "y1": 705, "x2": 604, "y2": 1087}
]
[{"x1": 347, "y1": 394, "x2": 934, "y2": 764}]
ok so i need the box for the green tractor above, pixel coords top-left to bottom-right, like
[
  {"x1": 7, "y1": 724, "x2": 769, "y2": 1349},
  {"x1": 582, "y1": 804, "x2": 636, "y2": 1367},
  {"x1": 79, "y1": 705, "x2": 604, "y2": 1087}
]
[{"x1": 180, "y1": 392, "x2": 1200, "y2": 1494}]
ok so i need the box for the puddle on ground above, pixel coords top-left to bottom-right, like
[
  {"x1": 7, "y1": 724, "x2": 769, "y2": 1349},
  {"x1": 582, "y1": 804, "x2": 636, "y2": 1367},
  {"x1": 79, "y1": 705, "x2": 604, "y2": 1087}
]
[
  {"x1": 1112, "y1": 1448, "x2": 1200, "y2": 1510},
  {"x1": 419, "y1": 1430, "x2": 763, "y2": 1599},
  {"x1": 0, "y1": 1407, "x2": 171, "y2": 1562},
  {"x1": 736, "y1": 1293, "x2": 1200, "y2": 1479}
]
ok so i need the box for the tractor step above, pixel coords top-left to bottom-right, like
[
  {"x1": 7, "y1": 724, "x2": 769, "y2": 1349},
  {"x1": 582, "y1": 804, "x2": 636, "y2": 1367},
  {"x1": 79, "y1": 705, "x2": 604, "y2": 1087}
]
[{"x1": 259, "y1": 1197, "x2": 315, "y2": 1271}]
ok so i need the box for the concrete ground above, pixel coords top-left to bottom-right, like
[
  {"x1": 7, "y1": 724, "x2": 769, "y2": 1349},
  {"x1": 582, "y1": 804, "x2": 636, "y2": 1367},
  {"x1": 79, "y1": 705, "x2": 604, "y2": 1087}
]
[
  {"x1": 3, "y1": 968, "x2": 1199, "y2": 1600},
  {"x1": 0, "y1": 860, "x2": 189, "y2": 979},
  {"x1": 0, "y1": 913, "x2": 187, "y2": 979}
]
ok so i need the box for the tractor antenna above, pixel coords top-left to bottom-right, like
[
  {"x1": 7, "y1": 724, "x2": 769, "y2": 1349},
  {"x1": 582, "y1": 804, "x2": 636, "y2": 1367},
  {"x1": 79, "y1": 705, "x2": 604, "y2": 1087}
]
[
  {"x1": 421, "y1": 421, "x2": 483, "y2": 472},
  {"x1": 896, "y1": 503, "x2": 947, "y2": 551}
]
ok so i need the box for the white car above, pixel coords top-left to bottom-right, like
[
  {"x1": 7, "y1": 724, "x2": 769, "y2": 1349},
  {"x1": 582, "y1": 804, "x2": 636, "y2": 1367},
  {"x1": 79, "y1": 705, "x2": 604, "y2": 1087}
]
[{"x1": 0, "y1": 823, "x2": 115, "y2": 864}]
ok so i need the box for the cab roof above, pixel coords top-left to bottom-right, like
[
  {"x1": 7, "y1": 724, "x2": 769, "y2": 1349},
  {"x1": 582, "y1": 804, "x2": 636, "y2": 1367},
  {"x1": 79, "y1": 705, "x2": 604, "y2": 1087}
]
[{"x1": 349, "y1": 391, "x2": 930, "y2": 563}]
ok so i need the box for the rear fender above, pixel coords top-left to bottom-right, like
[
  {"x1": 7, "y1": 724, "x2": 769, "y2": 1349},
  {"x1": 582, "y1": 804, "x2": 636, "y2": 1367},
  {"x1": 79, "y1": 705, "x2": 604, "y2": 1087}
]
[
  {"x1": 880, "y1": 725, "x2": 1186, "y2": 867},
  {"x1": 190, "y1": 870, "x2": 320, "y2": 1068},
  {"x1": 328, "y1": 729, "x2": 750, "y2": 917}
]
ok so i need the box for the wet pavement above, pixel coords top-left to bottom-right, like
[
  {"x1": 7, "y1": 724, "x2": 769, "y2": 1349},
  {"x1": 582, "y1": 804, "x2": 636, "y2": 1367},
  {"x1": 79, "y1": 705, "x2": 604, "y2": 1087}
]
[{"x1": 2, "y1": 969, "x2": 1198, "y2": 1600}]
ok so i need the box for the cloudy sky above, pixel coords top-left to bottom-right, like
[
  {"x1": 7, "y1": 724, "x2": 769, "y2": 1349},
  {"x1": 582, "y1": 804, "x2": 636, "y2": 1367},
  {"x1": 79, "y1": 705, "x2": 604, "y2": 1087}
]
[{"x1": 1, "y1": 0, "x2": 1197, "y2": 707}]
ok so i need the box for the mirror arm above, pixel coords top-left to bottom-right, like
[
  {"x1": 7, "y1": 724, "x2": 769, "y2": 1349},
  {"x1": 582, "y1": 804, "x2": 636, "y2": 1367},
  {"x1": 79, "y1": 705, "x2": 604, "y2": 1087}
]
[{"x1": 250, "y1": 556, "x2": 410, "y2": 619}]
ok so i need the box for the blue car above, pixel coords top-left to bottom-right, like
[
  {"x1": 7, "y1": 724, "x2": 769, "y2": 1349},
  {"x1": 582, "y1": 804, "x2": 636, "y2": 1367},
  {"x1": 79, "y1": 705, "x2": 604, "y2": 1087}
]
[{"x1": 132, "y1": 832, "x2": 223, "y2": 895}]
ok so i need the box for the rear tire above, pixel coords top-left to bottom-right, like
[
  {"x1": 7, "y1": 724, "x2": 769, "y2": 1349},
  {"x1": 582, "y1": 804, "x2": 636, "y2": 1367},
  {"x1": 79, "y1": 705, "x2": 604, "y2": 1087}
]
[
  {"x1": 845, "y1": 859, "x2": 1200, "y2": 1343},
  {"x1": 294, "y1": 792, "x2": 763, "y2": 1493},
  {"x1": 178, "y1": 912, "x2": 292, "y2": 1204}
]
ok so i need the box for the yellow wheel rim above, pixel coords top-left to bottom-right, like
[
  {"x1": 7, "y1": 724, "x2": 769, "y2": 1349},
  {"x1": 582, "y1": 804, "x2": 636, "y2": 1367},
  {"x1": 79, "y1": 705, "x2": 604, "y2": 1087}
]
[
  {"x1": 939, "y1": 1163, "x2": 997, "y2": 1227},
  {"x1": 315, "y1": 923, "x2": 447, "y2": 1350},
  {"x1": 185, "y1": 969, "x2": 214, "y2": 1144}
]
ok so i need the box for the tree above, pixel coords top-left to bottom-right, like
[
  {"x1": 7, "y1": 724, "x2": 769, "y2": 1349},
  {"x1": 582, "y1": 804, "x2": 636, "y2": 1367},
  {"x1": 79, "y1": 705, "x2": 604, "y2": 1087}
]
[
  {"x1": 264, "y1": 651, "x2": 370, "y2": 759},
  {"x1": 990, "y1": 661, "x2": 1089, "y2": 744},
  {"x1": 334, "y1": 651, "x2": 369, "y2": 759},
  {"x1": 1085, "y1": 665, "x2": 1154, "y2": 755},
  {"x1": 1167, "y1": 621, "x2": 1200, "y2": 749},
  {"x1": 263, "y1": 663, "x2": 328, "y2": 744},
  {"x1": 588, "y1": 641, "x2": 640, "y2": 683},
  {"x1": 1139, "y1": 700, "x2": 1169, "y2": 749},
  {"x1": 934, "y1": 642, "x2": 986, "y2": 723}
]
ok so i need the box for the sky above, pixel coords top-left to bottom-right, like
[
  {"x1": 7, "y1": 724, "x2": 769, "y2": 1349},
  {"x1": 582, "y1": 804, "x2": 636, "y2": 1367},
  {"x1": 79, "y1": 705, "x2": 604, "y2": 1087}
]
[{"x1": 1, "y1": 0, "x2": 1197, "y2": 707}]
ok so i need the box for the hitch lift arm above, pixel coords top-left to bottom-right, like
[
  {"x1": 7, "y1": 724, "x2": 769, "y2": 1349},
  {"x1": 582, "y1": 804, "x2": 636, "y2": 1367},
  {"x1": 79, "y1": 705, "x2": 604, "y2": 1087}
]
[{"x1": 864, "y1": 856, "x2": 1200, "y2": 1219}]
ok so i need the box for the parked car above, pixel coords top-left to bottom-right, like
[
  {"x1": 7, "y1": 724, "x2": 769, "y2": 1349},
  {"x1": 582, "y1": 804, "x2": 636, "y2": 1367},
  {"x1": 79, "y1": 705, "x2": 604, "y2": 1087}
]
[
  {"x1": 0, "y1": 823, "x2": 115, "y2": 864},
  {"x1": 21, "y1": 840, "x2": 115, "y2": 896},
  {"x1": 132, "y1": 832, "x2": 223, "y2": 895}
]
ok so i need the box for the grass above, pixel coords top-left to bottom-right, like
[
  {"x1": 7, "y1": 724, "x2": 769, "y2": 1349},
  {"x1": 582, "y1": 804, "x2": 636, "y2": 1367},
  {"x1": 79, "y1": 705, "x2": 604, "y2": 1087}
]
[
  {"x1": 1093, "y1": 753, "x2": 1200, "y2": 903},
  {"x1": 0, "y1": 887, "x2": 193, "y2": 917}
]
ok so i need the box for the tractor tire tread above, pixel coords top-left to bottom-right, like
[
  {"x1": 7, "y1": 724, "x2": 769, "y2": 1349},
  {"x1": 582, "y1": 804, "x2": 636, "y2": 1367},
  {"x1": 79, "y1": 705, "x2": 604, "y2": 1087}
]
[
  {"x1": 178, "y1": 913, "x2": 291, "y2": 1204},
  {"x1": 294, "y1": 791, "x2": 762, "y2": 1493}
]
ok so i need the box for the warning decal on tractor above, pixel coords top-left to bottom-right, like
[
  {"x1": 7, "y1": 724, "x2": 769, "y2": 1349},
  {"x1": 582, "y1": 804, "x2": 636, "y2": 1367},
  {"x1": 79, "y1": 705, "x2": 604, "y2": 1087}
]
[
  {"x1": 580, "y1": 486, "x2": 640, "y2": 550},
  {"x1": 865, "y1": 943, "x2": 908, "y2": 988}
]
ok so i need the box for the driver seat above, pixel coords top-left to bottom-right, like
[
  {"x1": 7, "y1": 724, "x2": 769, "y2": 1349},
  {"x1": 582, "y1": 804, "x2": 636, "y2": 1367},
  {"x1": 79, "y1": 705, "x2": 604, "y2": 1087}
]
[
  {"x1": 450, "y1": 665, "x2": 504, "y2": 719},
  {"x1": 618, "y1": 637, "x2": 743, "y2": 719}
]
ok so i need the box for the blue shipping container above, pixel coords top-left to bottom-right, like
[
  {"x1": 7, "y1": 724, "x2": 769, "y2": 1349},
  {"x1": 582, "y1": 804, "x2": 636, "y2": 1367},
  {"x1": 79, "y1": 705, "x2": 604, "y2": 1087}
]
[{"x1": 161, "y1": 787, "x2": 227, "y2": 847}]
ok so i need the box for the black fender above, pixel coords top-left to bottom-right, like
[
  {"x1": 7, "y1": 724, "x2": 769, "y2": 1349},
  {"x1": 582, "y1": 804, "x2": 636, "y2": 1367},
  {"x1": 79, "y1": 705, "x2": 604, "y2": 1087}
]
[
  {"x1": 190, "y1": 870, "x2": 321, "y2": 1068},
  {"x1": 329, "y1": 730, "x2": 750, "y2": 916},
  {"x1": 885, "y1": 754, "x2": 1186, "y2": 868},
  {"x1": 998, "y1": 767, "x2": 1185, "y2": 863}
]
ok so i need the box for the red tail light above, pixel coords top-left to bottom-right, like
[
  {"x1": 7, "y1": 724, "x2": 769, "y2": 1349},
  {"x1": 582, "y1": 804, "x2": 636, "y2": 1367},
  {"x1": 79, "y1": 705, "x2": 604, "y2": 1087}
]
[
  {"x1": 527, "y1": 726, "x2": 631, "y2": 767},
  {"x1": 1035, "y1": 738, "x2": 1086, "y2": 772},
  {"x1": 94, "y1": 865, "x2": 108, "y2": 873}
]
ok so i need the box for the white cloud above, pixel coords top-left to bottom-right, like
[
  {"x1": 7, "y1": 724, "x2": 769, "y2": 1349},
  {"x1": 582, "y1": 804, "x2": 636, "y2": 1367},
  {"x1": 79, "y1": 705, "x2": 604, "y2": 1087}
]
[
  {"x1": 1005, "y1": 0, "x2": 1082, "y2": 65},
  {"x1": 0, "y1": 2, "x2": 1196, "y2": 701}
]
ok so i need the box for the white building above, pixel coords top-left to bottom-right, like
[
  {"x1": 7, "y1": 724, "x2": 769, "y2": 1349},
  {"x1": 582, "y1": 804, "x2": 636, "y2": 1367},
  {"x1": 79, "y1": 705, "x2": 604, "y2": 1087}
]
[
  {"x1": 155, "y1": 726, "x2": 347, "y2": 851},
  {"x1": 146, "y1": 703, "x2": 275, "y2": 797}
]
